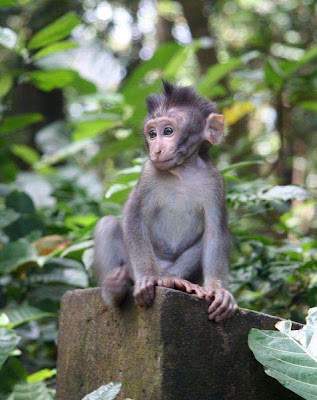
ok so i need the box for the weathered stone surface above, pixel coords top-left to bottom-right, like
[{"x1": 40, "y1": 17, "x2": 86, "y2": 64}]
[{"x1": 57, "y1": 287, "x2": 301, "y2": 400}]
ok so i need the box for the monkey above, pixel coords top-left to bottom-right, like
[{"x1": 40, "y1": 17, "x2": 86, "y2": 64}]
[{"x1": 94, "y1": 81, "x2": 237, "y2": 322}]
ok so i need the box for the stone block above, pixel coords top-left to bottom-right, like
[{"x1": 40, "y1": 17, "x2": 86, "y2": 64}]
[{"x1": 56, "y1": 287, "x2": 300, "y2": 400}]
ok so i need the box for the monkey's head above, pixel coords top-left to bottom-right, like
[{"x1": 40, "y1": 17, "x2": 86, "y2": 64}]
[{"x1": 144, "y1": 81, "x2": 225, "y2": 170}]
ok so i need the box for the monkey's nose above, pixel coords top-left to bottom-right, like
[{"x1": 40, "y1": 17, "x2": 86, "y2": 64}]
[{"x1": 154, "y1": 149, "x2": 161, "y2": 154}]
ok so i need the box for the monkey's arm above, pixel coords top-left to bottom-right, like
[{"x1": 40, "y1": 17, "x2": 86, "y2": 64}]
[
  {"x1": 202, "y1": 186, "x2": 237, "y2": 322},
  {"x1": 122, "y1": 187, "x2": 159, "y2": 307}
]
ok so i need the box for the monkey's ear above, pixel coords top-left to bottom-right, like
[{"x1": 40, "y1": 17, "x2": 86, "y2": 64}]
[{"x1": 204, "y1": 113, "x2": 225, "y2": 145}]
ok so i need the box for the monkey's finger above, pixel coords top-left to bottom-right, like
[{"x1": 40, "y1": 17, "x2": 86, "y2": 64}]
[
  {"x1": 173, "y1": 278, "x2": 187, "y2": 292},
  {"x1": 191, "y1": 284, "x2": 206, "y2": 299},
  {"x1": 209, "y1": 293, "x2": 230, "y2": 320},
  {"x1": 215, "y1": 303, "x2": 233, "y2": 322},
  {"x1": 205, "y1": 288, "x2": 215, "y2": 300},
  {"x1": 207, "y1": 291, "x2": 223, "y2": 316}
]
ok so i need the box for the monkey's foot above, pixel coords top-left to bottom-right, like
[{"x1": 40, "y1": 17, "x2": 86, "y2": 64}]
[
  {"x1": 133, "y1": 275, "x2": 157, "y2": 308},
  {"x1": 101, "y1": 266, "x2": 131, "y2": 307},
  {"x1": 205, "y1": 287, "x2": 238, "y2": 322},
  {"x1": 157, "y1": 276, "x2": 207, "y2": 299}
]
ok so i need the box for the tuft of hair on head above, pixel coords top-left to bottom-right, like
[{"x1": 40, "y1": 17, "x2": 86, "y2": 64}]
[{"x1": 146, "y1": 80, "x2": 217, "y2": 119}]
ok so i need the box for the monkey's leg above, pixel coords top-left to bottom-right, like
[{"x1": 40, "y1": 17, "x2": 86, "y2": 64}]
[{"x1": 94, "y1": 216, "x2": 132, "y2": 306}]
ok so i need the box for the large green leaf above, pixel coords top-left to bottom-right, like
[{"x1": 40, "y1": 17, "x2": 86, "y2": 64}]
[
  {"x1": 27, "y1": 69, "x2": 77, "y2": 91},
  {"x1": 0, "y1": 209, "x2": 19, "y2": 229},
  {"x1": 27, "y1": 368, "x2": 56, "y2": 384},
  {"x1": 32, "y1": 40, "x2": 78, "y2": 60},
  {"x1": 11, "y1": 144, "x2": 40, "y2": 165},
  {"x1": 10, "y1": 382, "x2": 54, "y2": 400},
  {"x1": 0, "y1": 114, "x2": 43, "y2": 134},
  {"x1": 0, "y1": 328, "x2": 20, "y2": 368},
  {"x1": 198, "y1": 58, "x2": 242, "y2": 96},
  {"x1": 3, "y1": 306, "x2": 55, "y2": 328},
  {"x1": 0, "y1": 240, "x2": 37, "y2": 275},
  {"x1": 5, "y1": 190, "x2": 35, "y2": 214},
  {"x1": 0, "y1": 358, "x2": 27, "y2": 395},
  {"x1": 248, "y1": 307, "x2": 317, "y2": 400},
  {"x1": 29, "y1": 258, "x2": 88, "y2": 288},
  {"x1": 0, "y1": 72, "x2": 13, "y2": 98},
  {"x1": 72, "y1": 119, "x2": 118, "y2": 141},
  {"x1": 82, "y1": 382, "x2": 122, "y2": 400},
  {"x1": 28, "y1": 12, "x2": 81, "y2": 50},
  {"x1": 4, "y1": 215, "x2": 46, "y2": 241}
]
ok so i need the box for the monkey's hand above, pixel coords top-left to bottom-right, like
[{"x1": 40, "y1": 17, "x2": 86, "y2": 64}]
[
  {"x1": 133, "y1": 275, "x2": 157, "y2": 308},
  {"x1": 101, "y1": 266, "x2": 131, "y2": 307},
  {"x1": 205, "y1": 287, "x2": 238, "y2": 322},
  {"x1": 157, "y1": 276, "x2": 207, "y2": 299}
]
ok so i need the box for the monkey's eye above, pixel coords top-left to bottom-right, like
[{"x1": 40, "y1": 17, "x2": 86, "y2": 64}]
[
  {"x1": 164, "y1": 127, "x2": 174, "y2": 136},
  {"x1": 148, "y1": 129, "x2": 157, "y2": 139}
]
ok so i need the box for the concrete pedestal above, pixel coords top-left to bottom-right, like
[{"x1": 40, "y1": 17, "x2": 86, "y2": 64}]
[{"x1": 56, "y1": 287, "x2": 300, "y2": 400}]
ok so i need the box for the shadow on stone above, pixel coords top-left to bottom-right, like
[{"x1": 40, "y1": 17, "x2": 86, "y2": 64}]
[{"x1": 56, "y1": 287, "x2": 301, "y2": 400}]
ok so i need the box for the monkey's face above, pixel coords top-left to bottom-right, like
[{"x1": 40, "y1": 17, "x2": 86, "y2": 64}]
[{"x1": 144, "y1": 114, "x2": 186, "y2": 170}]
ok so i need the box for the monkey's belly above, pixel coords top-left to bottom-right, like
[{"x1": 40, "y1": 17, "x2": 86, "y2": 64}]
[{"x1": 149, "y1": 208, "x2": 204, "y2": 260}]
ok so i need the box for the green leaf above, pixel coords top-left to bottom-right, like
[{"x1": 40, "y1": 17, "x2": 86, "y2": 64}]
[
  {"x1": 0, "y1": 240, "x2": 37, "y2": 274},
  {"x1": 60, "y1": 240, "x2": 93, "y2": 258},
  {"x1": 220, "y1": 161, "x2": 263, "y2": 174},
  {"x1": 27, "y1": 69, "x2": 77, "y2": 91},
  {"x1": 72, "y1": 119, "x2": 118, "y2": 141},
  {"x1": 4, "y1": 215, "x2": 45, "y2": 240},
  {"x1": 0, "y1": 113, "x2": 43, "y2": 134},
  {"x1": 38, "y1": 139, "x2": 91, "y2": 166},
  {"x1": 29, "y1": 258, "x2": 88, "y2": 288},
  {"x1": 0, "y1": 358, "x2": 27, "y2": 394},
  {"x1": 264, "y1": 58, "x2": 285, "y2": 91},
  {"x1": 11, "y1": 381, "x2": 54, "y2": 400},
  {"x1": 0, "y1": 72, "x2": 13, "y2": 98},
  {"x1": 28, "y1": 12, "x2": 81, "y2": 50},
  {"x1": 11, "y1": 144, "x2": 40, "y2": 165},
  {"x1": 0, "y1": 0, "x2": 17, "y2": 6},
  {"x1": 297, "y1": 101, "x2": 317, "y2": 112},
  {"x1": 0, "y1": 27, "x2": 17, "y2": 49},
  {"x1": 32, "y1": 40, "x2": 78, "y2": 60},
  {"x1": 5, "y1": 190, "x2": 35, "y2": 214},
  {"x1": 82, "y1": 382, "x2": 122, "y2": 400},
  {"x1": 259, "y1": 185, "x2": 311, "y2": 201},
  {"x1": 0, "y1": 328, "x2": 20, "y2": 368},
  {"x1": 248, "y1": 307, "x2": 317, "y2": 400},
  {"x1": 4, "y1": 306, "x2": 55, "y2": 328},
  {"x1": 0, "y1": 209, "x2": 19, "y2": 229},
  {"x1": 198, "y1": 58, "x2": 242, "y2": 96},
  {"x1": 27, "y1": 368, "x2": 56, "y2": 384},
  {"x1": 164, "y1": 42, "x2": 199, "y2": 79}
]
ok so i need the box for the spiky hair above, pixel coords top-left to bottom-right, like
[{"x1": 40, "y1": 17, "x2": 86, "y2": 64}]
[{"x1": 146, "y1": 80, "x2": 217, "y2": 119}]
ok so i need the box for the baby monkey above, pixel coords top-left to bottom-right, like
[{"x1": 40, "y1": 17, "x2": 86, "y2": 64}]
[{"x1": 94, "y1": 81, "x2": 237, "y2": 322}]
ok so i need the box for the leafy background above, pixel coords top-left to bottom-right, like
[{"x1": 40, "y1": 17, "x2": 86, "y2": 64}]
[{"x1": 0, "y1": 0, "x2": 316, "y2": 398}]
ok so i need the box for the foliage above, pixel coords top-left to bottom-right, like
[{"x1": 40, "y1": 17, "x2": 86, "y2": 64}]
[
  {"x1": 248, "y1": 307, "x2": 317, "y2": 400},
  {"x1": 0, "y1": 0, "x2": 316, "y2": 398}
]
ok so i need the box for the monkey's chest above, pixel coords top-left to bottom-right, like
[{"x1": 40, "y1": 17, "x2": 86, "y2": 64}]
[{"x1": 147, "y1": 192, "x2": 204, "y2": 258}]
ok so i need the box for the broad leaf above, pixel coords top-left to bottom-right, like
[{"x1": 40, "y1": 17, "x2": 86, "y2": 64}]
[
  {"x1": 0, "y1": 358, "x2": 27, "y2": 394},
  {"x1": 72, "y1": 119, "x2": 118, "y2": 141},
  {"x1": 27, "y1": 69, "x2": 77, "y2": 91},
  {"x1": 82, "y1": 382, "x2": 122, "y2": 400},
  {"x1": 198, "y1": 58, "x2": 242, "y2": 96},
  {"x1": 0, "y1": 0, "x2": 17, "y2": 6},
  {"x1": 0, "y1": 328, "x2": 20, "y2": 368},
  {"x1": 11, "y1": 381, "x2": 54, "y2": 400},
  {"x1": 27, "y1": 368, "x2": 56, "y2": 384},
  {"x1": 4, "y1": 306, "x2": 55, "y2": 328},
  {"x1": 248, "y1": 307, "x2": 317, "y2": 400},
  {"x1": 29, "y1": 258, "x2": 88, "y2": 288},
  {"x1": 5, "y1": 190, "x2": 35, "y2": 214},
  {"x1": 0, "y1": 113, "x2": 43, "y2": 134},
  {"x1": 0, "y1": 72, "x2": 13, "y2": 98},
  {"x1": 259, "y1": 185, "x2": 311, "y2": 201},
  {"x1": 0, "y1": 240, "x2": 37, "y2": 275},
  {"x1": 0, "y1": 27, "x2": 17, "y2": 49},
  {"x1": 11, "y1": 144, "x2": 40, "y2": 165},
  {"x1": 32, "y1": 40, "x2": 78, "y2": 60},
  {"x1": 223, "y1": 102, "x2": 254, "y2": 126},
  {"x1": 28, "y1": 12, "x2": 81, "y2": 50},
  {"x1": 0, "y1": 209, "x2": 19, "y2": 229},
  {"x1": 221, "y1": 161, "x2": 263, "y2": 174}
]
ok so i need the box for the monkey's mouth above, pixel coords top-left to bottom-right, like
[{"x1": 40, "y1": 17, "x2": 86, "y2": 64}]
[{"x1": 152, "y1": 158, "x2": 174, "y2": 165}]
